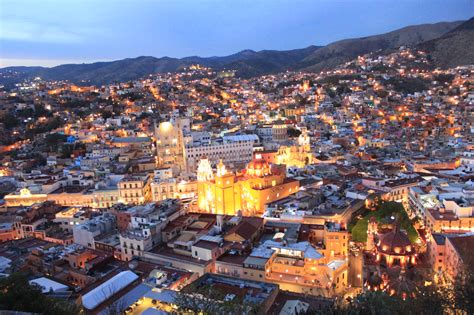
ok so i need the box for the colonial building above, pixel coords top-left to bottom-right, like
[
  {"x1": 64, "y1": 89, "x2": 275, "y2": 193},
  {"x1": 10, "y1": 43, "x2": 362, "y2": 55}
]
[
  {"x1": 4, "y1": 187, "x2": 48, "y2": 207},
  {"x1": 155, "y1": 118, "x2": 190, "y2": 171},
  {"x1": 196, "y1": 156, "x2": 299, "y2": 216},
  {"x1": 274, "y1": 128, "x2": 314, "y2": 168},
  {"x1": 375, "y1": 222, "x2": 416, "y2": 268},
  {"x1": 118, "y1": 175, "x2": 152, "y2": 205},
  {"x1": 184, "y1": 134, "x2": 258, "y2": 173},
  {"x1": 246, "y1": 240, "x2": 347, "y2": 296}
]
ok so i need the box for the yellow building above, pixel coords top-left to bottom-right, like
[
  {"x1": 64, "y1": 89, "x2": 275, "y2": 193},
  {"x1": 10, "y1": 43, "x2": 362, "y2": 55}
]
[
  {"x1": 306, "y1": 223, "x2": 349, "y2": 259},
  {"x1": 118, "y1": 175, "x2": 152, "y2": 205},
  {"x1": 4, "y1": 188, "x2": 48, "y2": 207},
  {"x1": 275, "y1": 128, "x2": 313, "y2": 168},
  {"x1": 197, "y1": 157, "x2": 299, "y2": 216}
]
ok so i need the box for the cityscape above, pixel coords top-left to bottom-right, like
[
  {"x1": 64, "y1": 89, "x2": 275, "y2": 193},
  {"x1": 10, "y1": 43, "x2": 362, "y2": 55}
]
[{"x1": 0, "y1": 1, "x2": 473, "y2": 314}]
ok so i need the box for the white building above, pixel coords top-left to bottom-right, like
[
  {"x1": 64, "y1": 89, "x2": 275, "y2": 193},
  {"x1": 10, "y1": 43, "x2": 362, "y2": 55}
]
[
  {"x1": 73, "y1": 213, "x2": 116, "y2": 249},
  {"x1": 256, "y1": 124, "x2": 288, "y2": 143},
  {"x1": 119, "y1": 201, "x2": 184, "y2": 260},
  {"x1": 461, "y1": 151, "x2": 474, "y2": 165},
  {"x1": 54, "y1": 207, "x2": 90, "y2": 231},
  {"x1": 184, "y1": 134, "x2": 259, "y2": 172}
]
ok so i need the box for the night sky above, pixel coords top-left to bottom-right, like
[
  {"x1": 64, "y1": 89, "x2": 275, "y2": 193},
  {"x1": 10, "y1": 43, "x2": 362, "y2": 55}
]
[{"x1": 1, "y1": 0, "x2": 473, "y2": 67}]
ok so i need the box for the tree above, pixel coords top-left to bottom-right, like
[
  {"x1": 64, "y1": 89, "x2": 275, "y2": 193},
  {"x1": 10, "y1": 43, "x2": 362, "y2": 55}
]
[
  {"x1": 174, "y1": 284, "x2": 261, "y2": 315},
  {"x1": 448, "y1": 264, "x2": 474, "y2": 314},
  {"x1": 0, "y1": 273, "x2": 81, "y2": 315},
  {"x1": 34, "y1": 103, "x2": 52, "y2": 117},
  {"x1": 325, "y1": 286, "x2": 446, "y2": 315},
  {"x1": 26, "y1": 116, "x2": 64, "y2": 139},
  {"x1": 336, "y1": 84, "x2": 351, "y2": 95},
  {"x1": 45, "y1": 133, "x2": 67, "y2": 146},
  {"x1": 101, "y1": 110, "x2": 113, "y2": 120},
  {"x1": 2, "y1": 113, "x2": 19, "y2": 129},
  {"x1": 287, "y1": 127, "x2": 302, "y2": 138}
]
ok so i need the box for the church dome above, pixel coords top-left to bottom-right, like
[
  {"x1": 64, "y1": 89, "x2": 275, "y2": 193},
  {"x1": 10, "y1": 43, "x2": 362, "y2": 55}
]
[
  {"x1": 246, "y1": 158, "x2": 271, "y2": 177},
  {"x1": 377, "y1": 227, "x2": 412, "y2": 256}
]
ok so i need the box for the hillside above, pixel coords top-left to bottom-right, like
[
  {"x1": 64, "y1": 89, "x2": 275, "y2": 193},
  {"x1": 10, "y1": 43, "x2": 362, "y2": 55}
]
[
  {"x1": 418, "y1": 18, "x2": 474, "y2": 68},
  {"x1": 0, "y1": 20, "x2": 465, "y2": 86},
  {"x1": 0, "y1": 46, "x2": 322, "y2": 86},
  {"x1": 296, "y1": 21, "x2": 463, "y2": 72}
]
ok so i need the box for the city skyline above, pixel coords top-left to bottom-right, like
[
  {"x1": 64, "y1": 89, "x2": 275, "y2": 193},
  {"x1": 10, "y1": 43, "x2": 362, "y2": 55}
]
[
  {"x1": 1, "y1": 0, "x2": 473, "y2": 67},
  {"x1": 0, "y1": 2, "x2": 473, "y2": 314}
]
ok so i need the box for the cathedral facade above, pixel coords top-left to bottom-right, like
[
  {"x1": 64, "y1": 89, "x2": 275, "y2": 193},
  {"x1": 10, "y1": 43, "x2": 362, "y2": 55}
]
[{"x1": 197, "y1": 156, "x2": 299, "y2": 216}]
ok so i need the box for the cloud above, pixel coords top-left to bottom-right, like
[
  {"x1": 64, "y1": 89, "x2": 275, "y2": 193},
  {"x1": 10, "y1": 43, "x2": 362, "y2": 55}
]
[{"x1": 0, "y1": 19, "x2": 89, "y2": 44}]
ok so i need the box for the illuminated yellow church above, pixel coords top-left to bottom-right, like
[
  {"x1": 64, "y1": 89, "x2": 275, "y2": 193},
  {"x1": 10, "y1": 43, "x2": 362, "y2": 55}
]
[
  {"x1": 275, "y1": 128, "x2": 314, "y2": 168},
  {"x1": 197, "y1": 156, "x2": 299, "y2": 216}
]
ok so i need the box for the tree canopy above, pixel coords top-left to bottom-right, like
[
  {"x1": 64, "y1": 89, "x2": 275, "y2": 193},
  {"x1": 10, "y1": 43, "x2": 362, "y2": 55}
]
[{"x1": 0, "y1": 273, "x2": 81, "y2": 315}]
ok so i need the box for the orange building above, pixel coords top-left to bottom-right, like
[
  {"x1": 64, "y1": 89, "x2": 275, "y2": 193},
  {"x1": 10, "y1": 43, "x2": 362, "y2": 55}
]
[
  {"x1": 244, "y1": 240, "x2": 348, "y2": 296},
  {"x1": 197, "y1": 157, "x2": 299, "y2": 216},
  {"x1": 429, "y1": 234, "x2": 474, "y2": 283},
  {"x1": 425, "y1": 208, "x2": 474, "y2": 234}
]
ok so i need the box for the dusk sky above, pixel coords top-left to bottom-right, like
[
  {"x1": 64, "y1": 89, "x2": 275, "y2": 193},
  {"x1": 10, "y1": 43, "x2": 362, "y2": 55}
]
[{"x1": 1, "y1": 0, "x2": 473, "y2": 67}]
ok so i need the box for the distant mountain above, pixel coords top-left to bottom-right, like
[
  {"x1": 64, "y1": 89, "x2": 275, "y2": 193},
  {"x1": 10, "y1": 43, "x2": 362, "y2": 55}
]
[
  {"x1": 181, "y1": 45, "x2": 322, "y2": 77},
  {"x1": 0, "y1": 46, "x2": 322, "y2": 86},
  {"x1": 418, "y1": 18, "x2": 474, "y2": 68},
  {"x1": 2, "y1": 57, "x2": 192, "y2": 86},
  {"x1": 0, "y1": 20, "x2": 466, "y2": 86}
]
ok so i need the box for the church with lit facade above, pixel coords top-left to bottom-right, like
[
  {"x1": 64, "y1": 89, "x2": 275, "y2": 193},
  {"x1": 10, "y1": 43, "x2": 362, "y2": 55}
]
[
  {"x1": 197, "y1": 156, "x2": 299, "y2": 216},
  {"x1": 274, "y1": 128, "x2": 314, "y2": 168},
  {"x1": 364, "y1": 217, "x2": 419, "y2": 299},
  {"x1": 366, "y1": 217, "x2": 416, "y2": 268}
]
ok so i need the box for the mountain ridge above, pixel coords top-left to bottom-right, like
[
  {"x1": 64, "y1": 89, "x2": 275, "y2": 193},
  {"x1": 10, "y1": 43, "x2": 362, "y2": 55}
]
[
  {"x1": 1, "y1": 19, "x2": 470, "y2": 86},
  {"x1": 418, "y1": 17, "x2": 474, "y2": 68}
]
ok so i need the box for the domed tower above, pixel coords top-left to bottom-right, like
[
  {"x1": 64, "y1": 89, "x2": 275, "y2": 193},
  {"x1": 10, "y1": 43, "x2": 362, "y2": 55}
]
[
  {"x1": 197, "y1": 157, "x2": 214, "y2": 182},
  {"x1": 197, "y1": 157, "x2": 214, "y2": 213},
  {"x1": 246, "y1": 157, "x2": 272, "y2": 177},
  {"x1": 298, "y1": 127, "x2": 311, "y2": 153},
  {"x1": 376, "y1": 220, "x2": 415, "y2": 268},
  {"x1": 216, "y1": 159, "x2": 227, "y2": 177},
  {"x1": 214, "y1": 160, "x2": 237, "y2": 215}
]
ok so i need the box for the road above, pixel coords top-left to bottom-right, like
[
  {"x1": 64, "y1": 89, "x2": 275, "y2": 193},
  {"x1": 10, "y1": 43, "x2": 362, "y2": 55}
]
[{"x1": 348, "y1": 252, "x2": 363, "y2": 288}]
